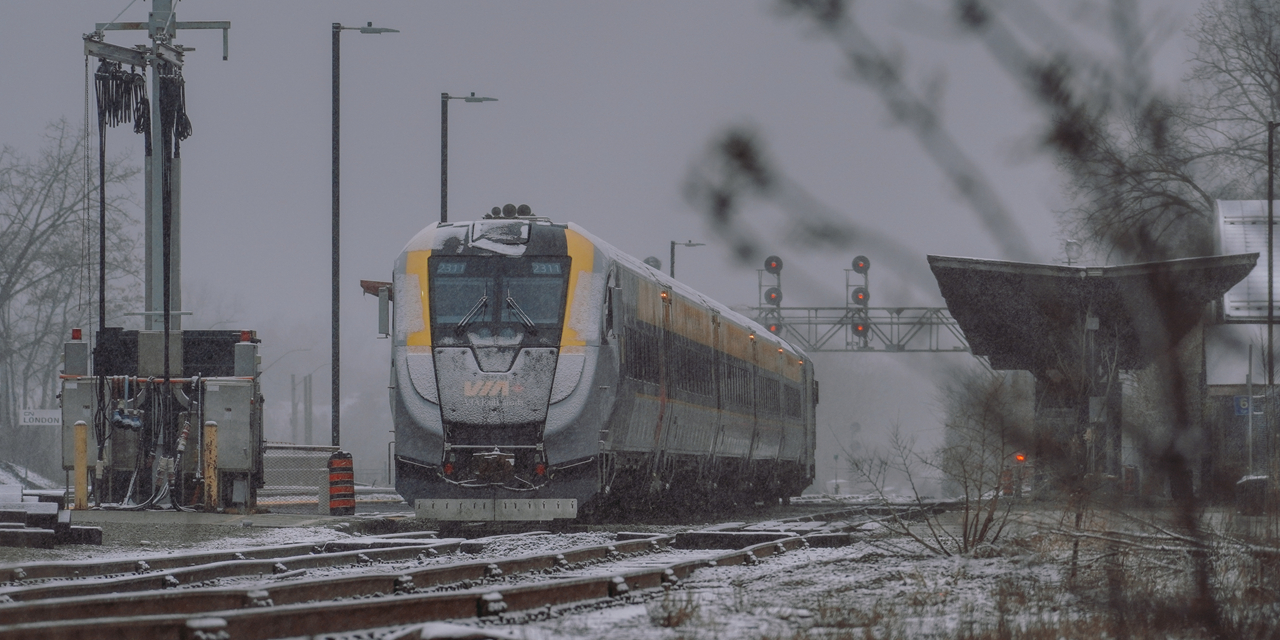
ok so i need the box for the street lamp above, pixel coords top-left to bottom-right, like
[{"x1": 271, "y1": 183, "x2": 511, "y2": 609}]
[
  {"x1": 669, "y1": 240, "x2": 705, "y2": 278},
  {"x1": 332, "y1": 21, "x2": 398, "y2": 449},
  {"x1": 441, "y1": 92, "x2": 497, "y2": 223}
]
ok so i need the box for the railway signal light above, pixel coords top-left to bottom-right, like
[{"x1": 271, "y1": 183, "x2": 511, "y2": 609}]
[
  {"x1": 764, "y1": 255, "x2": 783, "y2": 275},
  {"x1": 765, "y1": 287, "x2": 783, "y2": 306},
  {"x1": 768, "y1": 322, "x2": 782, "y2": 335},
  {"x1": 852, "y1": 255, "x2": 870, "y2": 274},
  {"x1": 853, "y1": 321, "x2": 869, "y2": 338},
  {"x1": 1014, "y1": 452, "x2": 1026, "y2": 464},
  {"x1": 851, "y1": 287, "x2": 869, "y2": 306}
]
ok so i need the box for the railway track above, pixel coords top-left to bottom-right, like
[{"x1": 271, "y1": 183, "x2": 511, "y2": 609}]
[{"x1": 0, "y1": 505, "x2": 916, "y2": 640}]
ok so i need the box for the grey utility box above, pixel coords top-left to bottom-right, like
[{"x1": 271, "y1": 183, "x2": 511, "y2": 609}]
[
  {"x1": 204, "y1": 379, "x2": 258, "y2": 472},
  {"x1": 234, "y1": 342, "x2": 257, "y2": 377},
  {"x1": 60, "y1": 380, "x2": 107, "y2": 469},
  {"x1": 64, "y1": 341, "x2": 89, "y2": 376}
]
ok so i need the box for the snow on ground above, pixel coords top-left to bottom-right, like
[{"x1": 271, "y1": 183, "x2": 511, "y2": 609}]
[
  {"x1": 0, "y1": 522, "x2": 354, "y2": 566},
  {"x1": 0, "y1": 462, "x2": 60, "y2": 490},
  {"x1": 466, "y1": 533, "x2": 1065, "y2": 640}
]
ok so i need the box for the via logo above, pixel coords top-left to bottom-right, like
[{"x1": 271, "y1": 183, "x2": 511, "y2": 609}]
[{"x1": 464, "y1": 380, "x2": 510, "y2": 397}]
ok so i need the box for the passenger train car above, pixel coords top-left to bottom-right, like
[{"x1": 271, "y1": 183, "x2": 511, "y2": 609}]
[{"x1": 388, "y1": 207, "x2": 816, "y2": 519}]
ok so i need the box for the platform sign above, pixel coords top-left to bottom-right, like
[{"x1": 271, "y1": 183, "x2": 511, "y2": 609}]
[
  {"x1": 19, "y1": 409, "x2": 61, "y2": 426},
  {"x1": 1235, "y1": 396, "x2": 1264, "y2": 416},
  {"x1": 1236, "y1": 396, "x2": 1250, "y2": 415}
]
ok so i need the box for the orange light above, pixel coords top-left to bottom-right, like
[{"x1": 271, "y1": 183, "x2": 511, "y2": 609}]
[
  {"x1": 535, "y1": 463, "x2": 546, "y2": 476},
  {"x1": 660, "y1": 291, "x2": 669, "y2": 299},
  {"x1": 778, "y1": 348, "x2": 784, "y2": 353},
  {"x1": 443, "y1": 463, "x2": 454, "y2": 475},
  {"x1": 1015, "y1": 453, "x2": 1026, "y2": 463},
  {"x1": 71, "y1": 328, "x2": 82, "y2": 341},
  {"x1": 749, "y1": 333, "x2": 756, "y2": 341},
  {"x1": 798, "y1": 360, "x2": 804, "y2": 364}
]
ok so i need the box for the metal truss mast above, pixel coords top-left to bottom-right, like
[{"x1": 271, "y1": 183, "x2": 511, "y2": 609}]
[{"x1": 749, "y1": 306, "x2": 969, "y2": 353}]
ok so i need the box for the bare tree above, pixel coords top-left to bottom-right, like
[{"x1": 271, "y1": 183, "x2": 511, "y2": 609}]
[
  {"x1": 848, "y1": 369, "x2": 1031, "y2": 556},
  {"x1": 0, "y1": 119, "x2": 140, "y2": 480},
  {"x1": 682, "y1": 1, "x2": 1280, "y2": 635}
]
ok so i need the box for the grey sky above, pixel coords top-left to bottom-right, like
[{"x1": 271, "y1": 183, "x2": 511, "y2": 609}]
[{"x1": 1, "y1": 0, "x2": 1202, "y2": 488}]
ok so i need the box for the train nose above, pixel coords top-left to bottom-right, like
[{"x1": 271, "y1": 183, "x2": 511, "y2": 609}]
[{"x1": 434, "y1": 347, "x2": 558, "y2": 426}]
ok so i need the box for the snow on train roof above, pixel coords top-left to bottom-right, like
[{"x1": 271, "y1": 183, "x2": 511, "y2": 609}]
[
  {"x1": 399, "y1": 220, "x2": 805, "y2": 358},
  {"x1": 565, "y1": 223, "x2": 807, "y2": 359}
]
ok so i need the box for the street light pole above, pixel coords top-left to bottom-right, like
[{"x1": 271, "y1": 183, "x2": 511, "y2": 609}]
[
  {"x1": 669, "y1": 240, "x2": 705, "y2": 279},
  {"x1": 332, "y1": 21, "x2": 397, "y2": 449},
  {"x1": 440, "y1": 92, "x2": 497, "y2": 223}
]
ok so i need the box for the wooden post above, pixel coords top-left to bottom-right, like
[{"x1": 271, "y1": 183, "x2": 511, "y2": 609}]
[
  {"x1": 203, "y1": 421, "x2": 218, "y2": 510},
  {"x1": 73, "y1": 421, "x2": 88, "y2": 510}
]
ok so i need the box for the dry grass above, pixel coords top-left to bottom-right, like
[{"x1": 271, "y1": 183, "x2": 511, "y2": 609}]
[
  {"x1": 747, "y1": 507, "x2": 1280, "y2": 640},
  {"x1": 647, "y1": 588, "x2": 701, "y2": 628}
]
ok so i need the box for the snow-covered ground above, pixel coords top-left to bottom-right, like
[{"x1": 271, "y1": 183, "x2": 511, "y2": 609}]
[
  {"x1": 471, "y1": 535, "x2": 1063, "y2": 640},
  {"x1": 0, "y1": 462, "x2": 59, "y2": 490}
]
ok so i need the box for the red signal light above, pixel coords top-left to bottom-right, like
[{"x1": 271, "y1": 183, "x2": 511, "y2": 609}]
[
  {"x1": 764, "y1": 255, "x2": 784, "y2": 275},
  {"x1": 765, "y1": 287, "x2": 783, "y2": 306},
  {"x1": 71, "y1": 328, "x2": 82, "y2": 341},
  {"x1": 851, "y1": 287, "x2": 869, "y2": 306},
  {"x1": 853, "y1": 322, "x2": 869, "y2": 338},
  {"x1": 852, "y1": 255, "x2": 870, "y2": 274},
  {"x1": 1015, "y1": 453, "x2": 1026, "y2": 463},
  {"x1": 443, "y1": 463, "x2": 454, "y2": 475},
  {"x1": 535, "y1": 463, "x2": 546, "y2": 476},
  {"x1": 239, "y1": 330, "x2": 252, "y2": 343},
  {"x1": 768, "y1": 323, "x2": 781, "y2": 334}
]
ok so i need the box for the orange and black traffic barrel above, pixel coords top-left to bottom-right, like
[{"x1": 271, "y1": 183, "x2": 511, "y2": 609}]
[{"x1": 328, "y1": 451, "x2": 355, "y2": 516}]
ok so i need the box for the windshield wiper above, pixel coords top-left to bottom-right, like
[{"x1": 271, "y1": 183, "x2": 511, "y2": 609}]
[
  {"x1": 455, "y1": 292, "x2": 489, "y2": 333},
  {"x1": 505, "y1": 291, "x2": 538, "y2": 334}
]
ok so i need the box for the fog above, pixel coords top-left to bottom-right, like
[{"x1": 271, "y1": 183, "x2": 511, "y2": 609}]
[{"x1": 0, "y1": 0, "x2": 1201, "y2": 490}]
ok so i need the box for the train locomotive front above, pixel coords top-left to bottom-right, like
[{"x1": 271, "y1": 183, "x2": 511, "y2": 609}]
[{"x1": 390, "y1": 212, "x2": 816, "y2": 520}]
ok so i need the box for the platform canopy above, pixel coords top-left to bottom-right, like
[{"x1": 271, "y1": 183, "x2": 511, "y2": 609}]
[{"x1": 928, "y1": 254, "x2": 1257, "y2": 372}]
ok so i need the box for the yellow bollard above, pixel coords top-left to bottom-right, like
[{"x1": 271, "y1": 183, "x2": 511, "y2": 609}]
[
  {"x1": 203, "y1": 421, "x2": 218, "y2": 510},
  {"x1": 73, "y1": 421, "x2": 88, "y2": 510}
]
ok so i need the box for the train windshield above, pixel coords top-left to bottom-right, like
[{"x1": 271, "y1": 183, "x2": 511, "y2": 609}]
[{"x1": 428, "y1": 256, "x2": 571, "y2": 347}]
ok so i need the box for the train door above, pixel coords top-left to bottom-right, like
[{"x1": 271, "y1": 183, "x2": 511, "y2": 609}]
[
  {"x1": 710, "y1": 312, "x2": 724, "y2": 463},
  {"x1": 745, "y1": 335, "x2": 761, "y2": 466},
  {"x1": 650, "y1": 285, "x2": 675, "y2": 487},
  {"x1": 774, "y1": 348, "x2": 787, "y2": 466}
]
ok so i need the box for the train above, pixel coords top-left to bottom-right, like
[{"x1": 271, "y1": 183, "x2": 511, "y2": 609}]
[{"x1": 384, "y1": 205, "x2": 817, "y2": 520}]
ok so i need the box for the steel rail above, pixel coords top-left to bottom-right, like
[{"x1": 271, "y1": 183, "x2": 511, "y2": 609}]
[
  {"x1": 1, "y1": 535, "x2": 807, "y2": 640},
  {"x1": 0, "y1": 539, "x2": 458, "y2": 603},
  {"x1": 0, "y1": 535, "x2": 666, "y2": 625},
  {"x1": 0, "y1": 536, "x2": 445, "y2": 583}
]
